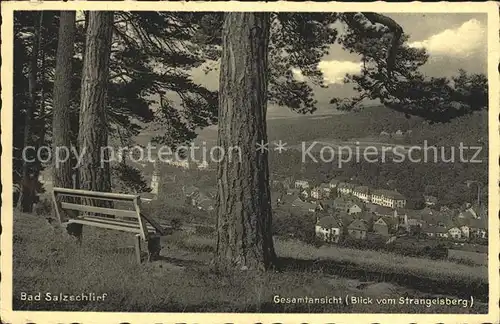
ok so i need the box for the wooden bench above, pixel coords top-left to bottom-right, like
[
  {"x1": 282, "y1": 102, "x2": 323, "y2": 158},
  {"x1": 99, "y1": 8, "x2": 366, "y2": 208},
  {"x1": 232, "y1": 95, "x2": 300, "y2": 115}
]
[{"x1": 52, "y1": 187, "x2": 168, "y2": 263}]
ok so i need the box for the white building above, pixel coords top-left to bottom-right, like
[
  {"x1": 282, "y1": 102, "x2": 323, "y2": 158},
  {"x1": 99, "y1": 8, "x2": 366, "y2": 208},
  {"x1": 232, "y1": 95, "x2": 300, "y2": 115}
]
[
  {"x1": 448, "y1": 227, "x2": 462, "y2": 240},
  {"x1": 316, "y1": 216, "x2": 343, "y2": 243},
  {"x1": 371, "y1": 189, "x2": 406, "y2": 208},
  {"x1": 352, "y1": 186, "x2": 370, "y2": 202}
]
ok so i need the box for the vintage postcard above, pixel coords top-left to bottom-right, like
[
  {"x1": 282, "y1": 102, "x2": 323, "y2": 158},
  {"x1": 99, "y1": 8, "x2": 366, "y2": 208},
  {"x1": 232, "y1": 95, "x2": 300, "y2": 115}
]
[{"x1": 1, "y1": 1, "x2": 499, "y2": 323}]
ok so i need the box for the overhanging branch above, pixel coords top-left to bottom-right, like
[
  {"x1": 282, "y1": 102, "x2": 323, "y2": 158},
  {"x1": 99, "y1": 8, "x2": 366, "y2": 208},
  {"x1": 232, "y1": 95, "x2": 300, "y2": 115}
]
[{"x1": 361, "y1": 12, "x2": 403, "y2": 78}]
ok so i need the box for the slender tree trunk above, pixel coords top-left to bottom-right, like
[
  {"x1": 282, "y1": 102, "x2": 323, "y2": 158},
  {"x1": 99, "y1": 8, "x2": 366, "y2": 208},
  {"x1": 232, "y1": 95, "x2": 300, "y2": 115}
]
[
  {"x1": 36, "y1": 13, "x2": 48, "y2": 182},
  {"x1": 19, "y1": 12, "x2": 43, "y2": 212},
  {"x1": 215, "y1": 12, "x2": 276, "y2": 271},
  {"x1": 52, "y1": 11, "x2": 76, "y2": 190},
  {"x1": 77, "y1": 11, "x2": 113, "y2": 195}
]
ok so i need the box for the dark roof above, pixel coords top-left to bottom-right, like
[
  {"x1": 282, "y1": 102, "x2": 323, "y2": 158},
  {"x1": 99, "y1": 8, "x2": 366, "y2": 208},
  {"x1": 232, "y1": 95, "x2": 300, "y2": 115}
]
[
  {"x1": 317, "y1": 216, "x2": 342, "y2": 228},
  {"x1": 348, "y1": 219, "x2": 368, "y2": 231},
  {"x1": 396, "y1": 208, "x2": 420, "y2": 218},
  {"x1": 292, "y1": 198, "x2": 317, "y2": 210},
  {"x1": 374, "y1": 206, "x2": 394, "y2": 216},
  {"x1": 338, "y1": 182, "x2": 355, "y2": 189},
  {"x1": 353, "y1": 186, "x2": 370, "y2": 194},
  {"x1": 331, "y1": 211, "x2": 354, "y2": 226},
  {"x1": 358, "y1": 211, "x2": 374, "y2": 222},
  {"x1": 320, "y1": 199, "x2": 336, "y2": 208},
  {"x1": 365, "y1": 203, "x2": 378, "y2": 213},
  {"x1": 379, "y1": 216, "x2": 398, "y2": 227}
]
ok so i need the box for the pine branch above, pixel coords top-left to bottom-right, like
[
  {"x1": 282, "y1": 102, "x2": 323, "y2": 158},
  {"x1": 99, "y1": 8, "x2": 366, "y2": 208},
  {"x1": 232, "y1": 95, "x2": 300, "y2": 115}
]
[{"x1": 361, "y1": 12, "x2": 403, "y2": 78}]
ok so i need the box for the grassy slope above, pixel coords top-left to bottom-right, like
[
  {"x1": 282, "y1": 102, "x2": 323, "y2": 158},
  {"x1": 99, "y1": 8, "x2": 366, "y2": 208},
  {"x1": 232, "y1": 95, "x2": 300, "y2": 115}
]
[{"x1": 12, "y1": 212, "x2": 488, "y2": 313}]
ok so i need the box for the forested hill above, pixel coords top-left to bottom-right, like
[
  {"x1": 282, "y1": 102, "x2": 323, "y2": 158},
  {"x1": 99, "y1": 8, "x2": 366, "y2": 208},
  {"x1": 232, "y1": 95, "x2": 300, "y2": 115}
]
[{"x1": 266, "y1": 105, "x2": 488, "y2": 146}]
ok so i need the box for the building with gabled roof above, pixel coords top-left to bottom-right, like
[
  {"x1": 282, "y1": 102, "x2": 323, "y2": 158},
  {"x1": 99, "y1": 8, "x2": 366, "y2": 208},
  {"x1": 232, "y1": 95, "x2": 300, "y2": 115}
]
[
  {"x1": 291, "y1": 197, "x2": 318, "y2": 213},
  {"x1": 373, "y1": 216, "x2": 398, "y2": 236},
  {"x1": 316, "y1": 216, "x2": 343, "y2": 243},
  {"x1": 373, "y1": 205, "x2": 395, "y2": 218},
  {"x1": 347, "y1": 219, "x2": 368, "y2": 239},
  {"x1": 319, "y1": 199, "x2": 336, "y2": 211}
]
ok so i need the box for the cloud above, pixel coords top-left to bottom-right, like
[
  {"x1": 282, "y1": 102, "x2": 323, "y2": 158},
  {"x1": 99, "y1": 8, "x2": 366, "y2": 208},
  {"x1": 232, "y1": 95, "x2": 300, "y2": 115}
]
[
  {"x1": 318, "y1": 60, "x2": 363, "y2": 85},
  {"x1": 293, "y1": 60, "x2": 362, "y2": 85},
  {"x1": 408, "y1": 19, "x2": 486, "y2": 57}
]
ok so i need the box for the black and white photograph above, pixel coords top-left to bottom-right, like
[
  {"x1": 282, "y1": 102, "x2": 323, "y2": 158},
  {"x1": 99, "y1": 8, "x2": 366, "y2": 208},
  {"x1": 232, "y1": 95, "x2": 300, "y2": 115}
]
[{"x1": 1, "y1": 1, "x2": 499, "y2": 323}]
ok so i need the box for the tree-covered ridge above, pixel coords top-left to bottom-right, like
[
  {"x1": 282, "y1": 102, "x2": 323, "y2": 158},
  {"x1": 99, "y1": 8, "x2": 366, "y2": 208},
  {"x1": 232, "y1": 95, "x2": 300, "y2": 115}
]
[{"x1": 266, "y1": 105, "x2": 487, "y2": 147}]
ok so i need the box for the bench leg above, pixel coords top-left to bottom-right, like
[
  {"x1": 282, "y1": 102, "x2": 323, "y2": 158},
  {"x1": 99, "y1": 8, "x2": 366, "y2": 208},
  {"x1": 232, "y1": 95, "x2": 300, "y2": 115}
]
[
  {"x1": 147, "y1": 234, "x2": 161, "y2": 262},
  {"x1": 66, "y1": 223, "x2": 83, "y2": 245},
  {"x1": 134, "y1": 234, "x2": 142, "y2": 264}
]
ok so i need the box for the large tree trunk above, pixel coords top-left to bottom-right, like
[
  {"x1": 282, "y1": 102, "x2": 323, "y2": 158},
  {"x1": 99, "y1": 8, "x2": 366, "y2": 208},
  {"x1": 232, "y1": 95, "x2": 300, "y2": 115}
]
[
  {"x1": 52, "y1": 11, "x2": 76, "y2": 190},
  {"x1": 215, "y1": 12, "x2": 276, "y2": 271},
  {"x1": 19, "y1": 12, "x2": 43, "y2": 213},
  {"x1": 77, "y1": 11, "x2": 113, "y2": 194}
]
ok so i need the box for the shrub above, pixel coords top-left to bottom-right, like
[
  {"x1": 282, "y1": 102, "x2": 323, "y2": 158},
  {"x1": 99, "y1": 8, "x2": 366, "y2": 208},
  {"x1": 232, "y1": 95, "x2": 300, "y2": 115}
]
[
  {"x1": 34, "y1": 198, "x2": 52, "y2": 216},
  {"x1": 273, "y1": 209, "x2": 316, "y2": 245}
]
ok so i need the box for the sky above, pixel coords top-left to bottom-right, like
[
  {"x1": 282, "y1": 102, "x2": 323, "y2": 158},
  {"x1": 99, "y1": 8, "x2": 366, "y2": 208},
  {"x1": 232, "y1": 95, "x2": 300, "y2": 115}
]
[{"x1": 189, "y1": 13, "x2": 488, "y2": 118}]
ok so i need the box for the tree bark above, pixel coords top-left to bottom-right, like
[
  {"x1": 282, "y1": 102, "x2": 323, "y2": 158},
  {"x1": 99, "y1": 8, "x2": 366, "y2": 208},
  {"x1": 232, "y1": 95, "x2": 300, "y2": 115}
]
[
  {"x1": 52, "y1": 11, "x2": 76, "y2": 190},
  {"x1": 77, "y1": 11, "x2": 114, "y2": 195},
  {"x1": 19, "y1": 12, "x2": 43, "y2": 212},
  {"x1": 215, "y1": 12, "x2": 276, "y2": 271}
]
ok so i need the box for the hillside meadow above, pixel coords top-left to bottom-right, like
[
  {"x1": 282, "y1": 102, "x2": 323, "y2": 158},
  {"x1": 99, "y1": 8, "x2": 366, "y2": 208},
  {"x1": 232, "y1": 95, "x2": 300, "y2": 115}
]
[{"x1": 12, "y1": 212, "x2": 488, "y2": 313}]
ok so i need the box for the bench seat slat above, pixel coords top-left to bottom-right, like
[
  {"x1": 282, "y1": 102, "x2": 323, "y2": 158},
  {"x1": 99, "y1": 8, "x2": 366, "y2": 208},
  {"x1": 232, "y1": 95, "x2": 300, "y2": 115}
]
[
  {"x1": 80, "y1": 215, "x2": 139, "y2": 225},
  {"x1": 67, "y1": 219, "x2": 142, "y2": 234},
  {"x1": 60, "y1": 202, "x2": 138, "y2": 218},
  {"x1": 79, "y1": 216, "x2": 156, "y2": 232}
]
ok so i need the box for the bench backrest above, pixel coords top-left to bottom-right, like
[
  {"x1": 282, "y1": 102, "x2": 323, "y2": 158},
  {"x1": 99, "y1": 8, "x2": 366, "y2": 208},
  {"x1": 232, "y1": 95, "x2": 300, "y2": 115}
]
[{"x1": 52, "y1": 187, "x2": 164, "y2": 240}]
